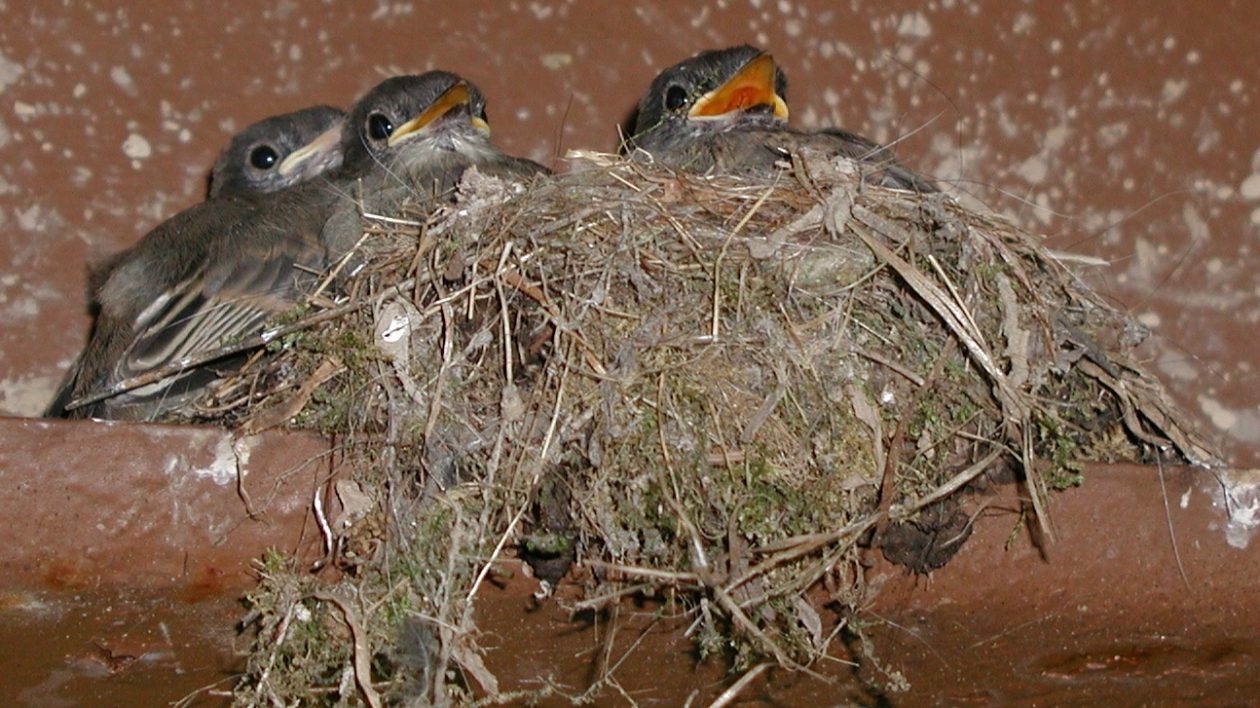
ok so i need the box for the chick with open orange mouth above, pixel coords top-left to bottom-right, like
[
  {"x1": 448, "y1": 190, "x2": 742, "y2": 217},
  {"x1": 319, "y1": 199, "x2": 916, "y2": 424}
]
[{"x1": 623, "y1": 45, "x2": 936, "y2": 192}]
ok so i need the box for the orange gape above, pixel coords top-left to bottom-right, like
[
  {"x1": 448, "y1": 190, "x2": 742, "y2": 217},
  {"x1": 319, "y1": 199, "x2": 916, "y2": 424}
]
[{"x1": 689, "y1": 54, "x2": 789, "y2": 120}]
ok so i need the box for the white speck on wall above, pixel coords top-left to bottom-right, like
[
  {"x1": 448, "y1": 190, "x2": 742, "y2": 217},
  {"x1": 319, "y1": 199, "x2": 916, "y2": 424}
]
[
  {"x1": 1154, "y1": 349, "x2": 1199, "y2": 382},
  {"x1": 1182, "y1": 202, "x2": 1209, "y2": 242},
  {"x1": 72, "y1": 83, "x2": 86, "y2": 99},
  {"x1": 1198, "y1": 395, "x2": 1238, "y2": 431},
  {"x1": 16, "y1": 204, "x2": 44, "y2": 231},
  {"x1": 1212, "y1": 469, "x2": 1260, "y2": 550},
  {"x1": 4, "y1": 295, "x2": 38, "y2": 317},
  {"x1": 540, "y1": 53, "x2": 572, "y2": 70},
  {"x1": 0, "y1": 373, "x2": 58, "y2": 416},
  {"x1": 1161, "y1": 78, "x2": 1188, "y2": 104},
  {"x1": 896, "y1": 11, "x2": 931, "y2": 38},
  {"x1": 1196, "y1": 123, "x2": 1222, "y2": 154},
  {"x1": 1044, "y1": 124, "x2": 1070, "y2": 151},
  {"x1": 1250, "y1": 206, "x2": 1260, "y2": 227},
  {"x1": 190, "y1": 433, "x2": 258, "y2": 486},
  {"x1": 0, "y1": 52, "x2": 24, "y2": 92},
  {"x1": 528, "y1": 2, "x2": 553, "y2": 20},
  {"x1": 1012, "y1": 11, "x2": 1034, "y2": 34},
  {"x1": 109, "y1": 65, "x2": 137, "y2": 95},
  {"x1": 1137, "y1": 311, "x2": 1161, "y2": 328},
  {"x1": 1097, "y1": 121, "x2": 1129, "y2": 147},
  {"x1": 1240, "y1": 172, "x2": 1260, "y2": 201},
  {"x1": 1032, "y1": 193, "x2": 1052, "y2": 225},
  {"x1": 13, "y1": 100, "x2": 37, "y2": 118},
  {"x1": 689, "y1": 5, "x2": 709, "y2": 28},
  {"x1": 1016, "y1": 155, "x2": 1047, "y2": 185},
  {"x1": 122, "y1": 132, "x2": 151, "y2": 159}
]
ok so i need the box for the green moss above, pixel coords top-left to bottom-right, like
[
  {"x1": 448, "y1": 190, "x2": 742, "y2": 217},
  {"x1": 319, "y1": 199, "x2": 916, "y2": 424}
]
[{"x1": 1035, "y1": 411, "x2": 1086, "y2": 490}]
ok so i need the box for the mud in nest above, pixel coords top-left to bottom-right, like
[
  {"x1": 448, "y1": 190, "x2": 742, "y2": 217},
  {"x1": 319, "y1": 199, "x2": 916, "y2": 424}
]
[{"x1": 205, "y1": 150, "x2": 1214, "y2": 704}]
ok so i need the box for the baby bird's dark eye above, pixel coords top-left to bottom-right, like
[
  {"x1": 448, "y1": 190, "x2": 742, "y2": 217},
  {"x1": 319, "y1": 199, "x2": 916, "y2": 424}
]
[
  {"x1": 249, "y1": 145, "x2": 279, "y2": 169},
  {"x1": 367, "y1": 113, "x2": 394, "y2": 141},
  {"x1": 664, "y1": 85, "x2": 688, "y2": 111}
]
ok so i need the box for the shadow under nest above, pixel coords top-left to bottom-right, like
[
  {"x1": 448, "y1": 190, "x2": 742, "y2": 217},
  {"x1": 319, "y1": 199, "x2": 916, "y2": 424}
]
[{"x1": 196, "y1": 150, "x2": 1213, "y2": 705}]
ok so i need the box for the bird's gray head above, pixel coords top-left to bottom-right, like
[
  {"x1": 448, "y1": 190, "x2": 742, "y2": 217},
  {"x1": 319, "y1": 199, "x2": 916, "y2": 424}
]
[
  {"x1": 341, "y1": 71, "x2": 492, "y2": 173},
  {"x1": 626, "y1": 45, "x2": 789, "y2": 152},
  {"x1": 208, "y1": 105, "x2": 345, "y2": 198}
]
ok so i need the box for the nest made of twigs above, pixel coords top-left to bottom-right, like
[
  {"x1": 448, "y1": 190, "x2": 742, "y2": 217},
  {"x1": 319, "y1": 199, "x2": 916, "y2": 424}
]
[{"x1": 213, "y1": 149, "x2": 1213, "y2": 705}]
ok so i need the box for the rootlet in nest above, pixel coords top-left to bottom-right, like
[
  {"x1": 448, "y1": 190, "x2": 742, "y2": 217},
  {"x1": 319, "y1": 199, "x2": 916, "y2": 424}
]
[{"x1": 211, "y1": 150, "x2": 1211, "y2": 701}]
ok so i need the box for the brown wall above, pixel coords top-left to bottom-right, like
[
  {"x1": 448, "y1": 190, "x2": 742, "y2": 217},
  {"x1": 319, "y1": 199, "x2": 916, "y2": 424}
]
[{"x1": 2, "y1": 0, "x2": 1257, "y2": 463}]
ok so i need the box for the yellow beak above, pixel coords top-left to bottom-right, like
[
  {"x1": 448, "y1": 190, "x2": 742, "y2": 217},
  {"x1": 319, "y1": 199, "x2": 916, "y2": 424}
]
[
  {"x1": 276, "y1": 123, "x2": 342, "y2": 176},
  {"x1": 387, "y1": 81, "x2": 491, "y2": 146},
  {"x1": 687, "y1": 53, "x2": 789, "y2": 121}
]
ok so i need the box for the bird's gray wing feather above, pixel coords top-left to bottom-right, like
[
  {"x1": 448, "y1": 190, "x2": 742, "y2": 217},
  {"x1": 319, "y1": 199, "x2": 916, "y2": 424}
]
[{"x1": 119, "y1": 227, "x2": 324, "y2": 380}]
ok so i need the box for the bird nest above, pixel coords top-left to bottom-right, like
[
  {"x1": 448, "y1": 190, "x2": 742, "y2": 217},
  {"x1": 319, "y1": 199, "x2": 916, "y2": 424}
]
[{"x1": 202, "y1": 150, "x2": 1212, "y2": 704}]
